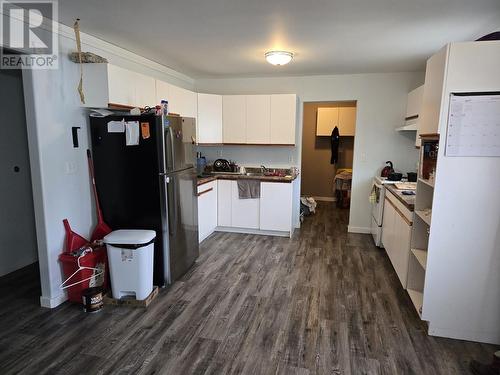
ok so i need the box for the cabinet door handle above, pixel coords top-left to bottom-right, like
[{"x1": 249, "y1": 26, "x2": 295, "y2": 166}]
[{"x1": 197, "y1": 187, "x2": 213, "y2": 197}]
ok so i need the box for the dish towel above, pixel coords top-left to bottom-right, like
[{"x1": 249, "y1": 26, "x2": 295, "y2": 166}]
[
  {"x1": 369, "y1": 183, "x2": 377, "y2": 204},
  {"x1": 237, "y1": 180, "x2": 260, "y2": 199}
]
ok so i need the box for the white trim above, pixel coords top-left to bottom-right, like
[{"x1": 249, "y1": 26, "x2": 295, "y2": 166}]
[
  {"x1": 313, "y1": 196, "x2": 336, "y2": 202},
  {"x1": 348, "y1": 226, "x2": 371, "y2": 234},
  {"x1": 215, "y1": 226, "x2": 291, "y2": 238},
  {"x1": 0, "y1": 6, "x2": 194, "y2": 85},
  {"x1": 40, "y1": 293, "x2": 67, "y2": 308},
  {"x1": 428, "y1": 324, "x2": 500, "y2": 346}
]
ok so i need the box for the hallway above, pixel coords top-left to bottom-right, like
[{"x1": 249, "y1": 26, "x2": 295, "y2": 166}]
[{"x1": 0, "y1": 203, "x2": 496, "y2": 374}]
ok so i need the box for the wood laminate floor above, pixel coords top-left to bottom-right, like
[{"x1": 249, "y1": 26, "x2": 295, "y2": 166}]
[{"x1": 0, "y1": 202, "x2": 497, "y2": 374}]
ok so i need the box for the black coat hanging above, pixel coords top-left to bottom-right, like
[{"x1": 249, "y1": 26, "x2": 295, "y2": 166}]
[{"x1": 330, "y1": 126, "x2": 340, "y2": 164}]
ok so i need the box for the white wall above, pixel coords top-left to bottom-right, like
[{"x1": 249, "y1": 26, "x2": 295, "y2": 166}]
[
  {"x1": 21, "y1": 23, "x2": 195, "y2": 308},
  {"x1": 195, "y1": 73, "x2": 423, "y2": 233}
]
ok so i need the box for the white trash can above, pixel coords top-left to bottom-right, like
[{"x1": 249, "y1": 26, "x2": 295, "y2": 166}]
[{"x1": 103, "y1": 229, "x2": 156, "y2": 300}]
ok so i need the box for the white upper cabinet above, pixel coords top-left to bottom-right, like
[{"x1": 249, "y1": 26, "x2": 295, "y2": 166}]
[
  {"x1": 155, "y1": 79, "x2": 170, "y2": 105},
  {"x1": 169, "y1": 84, "x2": 198, "y2": 119},
  {"x1": 135, "y1": 72, "x2": 156, "y2": 108},
  {"x1": 223, "y1": 94, "x2": 296, "y2": 145},
  {"x1": 107, "y1": 64, "x2": 136, "y2": 106},
  {"x1": 406, "y1": 85, "x2": 424, "y2": 119},
  {"x1": 223, "y1": 95, "x2": 246, "y2": 143},
  {"x1": 420, "y1": 45, "x2": 448, "y2": 135},
  {"x1": 270, "y1": 94, "x2": 296, "y2": 145},
  {"x1": 83, "y1": 63, "x2": 155, "y2": 108},
  {"x1": 316, "y1": 107, "x2": 339, "y2": 136},
  {"x1": 338, "y1": 106, "x2": 356, "y2": 136},
  {"x1": 316, "y1": 105, "x2": 356, "y2": 137},
  {"x1": 246, "y1": 95, "x2": 271, "y2": 144},
  {"x1": 197, "y1": 93, "x2": 223, "y2": 144}
]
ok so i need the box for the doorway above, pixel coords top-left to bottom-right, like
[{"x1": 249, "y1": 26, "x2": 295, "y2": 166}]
[
  {"x1": 300, "y1": 101, "x2": 356, "y2": 215},
  {"x1": 0, "y1": 69, "x2": 38, "y2": 276}
]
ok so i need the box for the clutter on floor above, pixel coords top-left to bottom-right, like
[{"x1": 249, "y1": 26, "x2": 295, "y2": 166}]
[
  {"x1": 300, "y1": 196, "x2": 317, "y2": 221},
  {"x1": 335, "y1": 168, "x2": 352, "y2": 208}
]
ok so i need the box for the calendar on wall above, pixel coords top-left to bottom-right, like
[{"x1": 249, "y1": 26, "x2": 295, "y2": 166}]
[{"x1": 445, "y1": 93, "x2": 500, "y2": 157}]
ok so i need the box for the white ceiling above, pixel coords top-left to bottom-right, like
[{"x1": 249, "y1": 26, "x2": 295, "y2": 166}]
[{"x1": 58, "y1": 0, "x2": 500, "y2": 78}]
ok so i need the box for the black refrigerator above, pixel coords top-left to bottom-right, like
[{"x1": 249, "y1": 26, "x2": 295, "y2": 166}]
[{"x1": 89, "y1": 112, "x2": 199, "y2": 286}]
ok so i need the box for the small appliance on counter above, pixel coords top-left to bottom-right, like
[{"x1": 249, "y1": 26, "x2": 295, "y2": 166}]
[
  {"x1": 387, "y1": 172, "x2": 403, "y2": 181},
  {"x1": 212, "y1": 158, "x2": 239, "y2": 173},
  {"x1": 381, "y1": 161, "x2": 394, "y2": 177},
  {"x1": 406, "y1": 172, "x2": 417, "y2": 182}
]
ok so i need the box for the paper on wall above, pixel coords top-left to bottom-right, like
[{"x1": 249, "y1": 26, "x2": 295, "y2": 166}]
[
  {"x1": 107, "y1": 120, "x2": 125, "y2": 133},
  {"x1": 125, "y1": 121, "x2": 140, "y2": 146}
]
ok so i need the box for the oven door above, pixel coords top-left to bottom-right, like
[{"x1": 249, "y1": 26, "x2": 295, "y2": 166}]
[{"x1": 371, "y1": 216, "x2": 382, "y2": 247}]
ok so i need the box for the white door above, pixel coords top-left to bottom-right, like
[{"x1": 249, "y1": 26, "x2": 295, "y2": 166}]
[
  {"x1": 246, "y1": 95, "x2": 271, "y2": 144},
  {"x1": 217, "y1": 180, "x2": 232, "y2": 226},
  {"x1": 223, "y1": 95, "x2": 246, "y2": 143},
  {"x1": 231, "y1": 181, "x2": 260, "y2": 229},
  {"x1": 270, "y1": 94, "x2": 296, "y2": 145},
  {"x1": 260, "y1": 182, "x2": 292, "y2": 232},
  {"x1": 197, "y1": 93, "x2": 222, "y2": 144}
]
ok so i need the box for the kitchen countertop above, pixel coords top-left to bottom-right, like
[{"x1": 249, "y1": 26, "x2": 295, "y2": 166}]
[
  {"x1": 197, "y1": 172, "x2": 299, "y2": 186},
  {"x1": 385, "y1": 184, "x2": 415, "y2": 211}
]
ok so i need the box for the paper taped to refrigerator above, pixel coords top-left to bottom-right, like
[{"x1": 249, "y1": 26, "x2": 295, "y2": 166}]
[
  {"x1": 125, "y1": 121, "x2": 140, "y2": 146},
  {"x1": 446, "y1": 94, "x2": 500, "y2": 157},
  {"x1": 107, "y1": 120, "x2": 125, "y2": 133}
]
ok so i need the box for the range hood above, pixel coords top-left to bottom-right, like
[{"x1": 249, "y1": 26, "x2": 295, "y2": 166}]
[{"x1": 396, "y1": 115, "x2": 418, "y2": 131}]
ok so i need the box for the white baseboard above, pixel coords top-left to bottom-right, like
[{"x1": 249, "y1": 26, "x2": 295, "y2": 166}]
[
  {"x1": 40, "y1": 293, "x2": 67, "y2": 308},
  {"x1": 215, "y1": 227, "x2": 291, "y2": 238},
  {"x1": 428, "y1": 324, "x2": 500, "y2": 345},
  {"x1": 313, "y1": 196, "x2": 336, "y2": 202},
  {"x1": 348, "y1": 226, "x2": 371, "y2": 234}
]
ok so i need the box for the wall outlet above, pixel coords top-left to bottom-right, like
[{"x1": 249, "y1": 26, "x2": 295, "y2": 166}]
[
  {"x1": 217, "y1": 149, "x2": 222, "y2": 157},
  {"x1": 288, "y1": 154, "x2": 293, "y2": 163},
  {"x1": 360, "y1": 152, "x2": 367, "y2": 163}
]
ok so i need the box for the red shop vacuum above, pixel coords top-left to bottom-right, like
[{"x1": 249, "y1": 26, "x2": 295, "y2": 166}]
[{"x1": 58, "y1": 150, "x2": 112, "y2": 304}]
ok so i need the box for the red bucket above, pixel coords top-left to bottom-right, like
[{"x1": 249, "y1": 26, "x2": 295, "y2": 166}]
[{"x1": 59, "y1": 247, "x2": 109, "y2": 303}]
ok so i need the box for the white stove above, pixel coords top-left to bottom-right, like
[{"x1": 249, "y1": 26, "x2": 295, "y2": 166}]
[{"x1": 370, "y1": 176, "x2": 407, "y2": 247}]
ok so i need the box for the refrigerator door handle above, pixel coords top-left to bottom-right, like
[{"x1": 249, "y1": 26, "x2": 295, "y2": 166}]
[
  {"x1": 166, "y1": 176, "x2": 177, "y2": 236},
  {"x1": 167, "y1": 127, "x2": 176, "y2": 172}
]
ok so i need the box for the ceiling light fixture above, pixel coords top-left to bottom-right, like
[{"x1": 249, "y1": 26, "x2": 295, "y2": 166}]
[{"x1": 265, "y1": 51, "x2": 293, "y2": 66}]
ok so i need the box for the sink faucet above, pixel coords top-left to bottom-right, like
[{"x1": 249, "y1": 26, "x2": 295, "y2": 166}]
[{"x1": 260, "y1": 165, "x2": 267, "y2": 173}]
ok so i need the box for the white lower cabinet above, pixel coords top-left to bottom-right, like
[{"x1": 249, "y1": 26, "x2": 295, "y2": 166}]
[
  {"x1": 259, "y1": 182, "x2": 292, "y2": 232},
  {"x1": 215, "y1": 179, "x2": 293, "y2": 235},
  {"x1": 197, "y1": 181, "x2": 217, "y2": 243},
  {"x1": 382, "y1": 194, "x2": 412, "y2": 288},
  {"x1": 230, "y1": 181, "x2": 260, "y2": 229},
  {"x1": 217, "y1": 180, "x2": 232, "y2": 226}
]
